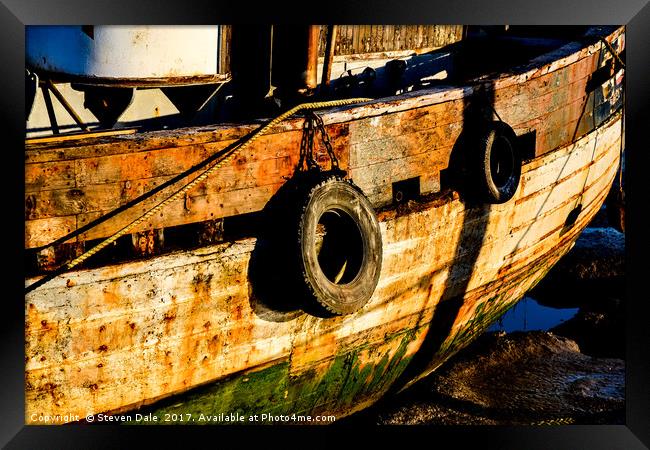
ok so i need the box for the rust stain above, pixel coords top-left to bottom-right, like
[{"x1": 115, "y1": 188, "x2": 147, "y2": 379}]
[
  {"x1": 207, "y1": 334, "x2": 221, "y2": 355},
  {"x1": 101, "y1": 287, "x2": 122, "y2": 307}
]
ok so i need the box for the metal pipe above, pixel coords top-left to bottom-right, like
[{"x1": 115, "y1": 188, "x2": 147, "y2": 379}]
[
  {"x1": 45, "y1": 80, "x2": 89, "y2": 131},
  {"x1": 41, "y1": 84, "x2": 60, "y2": 135},
  {"x1": 305, "y1": 25, "x2": 320, "y2": 90},
  {"x1": 321, "y1": 25, "x2": 338, "y2": 92}
]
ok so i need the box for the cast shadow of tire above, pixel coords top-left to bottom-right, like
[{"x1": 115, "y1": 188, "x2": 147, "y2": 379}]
[{"x1": 247, "y1": 171, "x2": 338, "y2": 322}]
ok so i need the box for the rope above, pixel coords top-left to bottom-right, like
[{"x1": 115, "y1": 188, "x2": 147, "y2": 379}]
[
  {"x1": 598, "y1": 36, "x2": 625, "y2": 69},
  {"x1": 619, "y1": 92, "x2": 625, "y2": 197},
  {"x1": 532, "y1": 417, "x2": 576, "y2": 426},
  {"x1": 26, "y1": 97, "x2": 372, "y2": 293},
  {"x1": 488, "y1": 103, "x2": 503, "y2": 123},
  {"x1": 598, "y1": 34, "x2": 626, "y2": 197}
]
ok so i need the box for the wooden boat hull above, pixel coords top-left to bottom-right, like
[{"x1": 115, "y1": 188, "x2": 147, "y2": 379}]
[
  {"x1": 25, "y1": 110, "x2": 622, "y2": 423},
  {"x1": 24, "y1": 26, "x2": 625, "y2": 424}
]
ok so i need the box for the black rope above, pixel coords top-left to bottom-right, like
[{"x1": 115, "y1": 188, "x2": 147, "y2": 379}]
[{"x1": 598, "y1": 36, "x2": 625, "y2": 69}]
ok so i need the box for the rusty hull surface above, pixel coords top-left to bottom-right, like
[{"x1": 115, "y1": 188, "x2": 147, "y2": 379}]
[
  {"x1": 24, "y1": 26, "x2": 624, "y2": 423},
  {"x1": 25, "y1": 110, "x2": 622, "y2": 423}
]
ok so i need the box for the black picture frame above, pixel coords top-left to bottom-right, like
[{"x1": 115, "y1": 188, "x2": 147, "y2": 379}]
[{"x1": 2, "y1": 0, "x2": 648, "y2": 447}]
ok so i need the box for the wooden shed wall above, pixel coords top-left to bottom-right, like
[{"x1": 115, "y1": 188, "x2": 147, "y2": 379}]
[{"x1": 317, "y1": 25, "x2": 465, "y2": 56}]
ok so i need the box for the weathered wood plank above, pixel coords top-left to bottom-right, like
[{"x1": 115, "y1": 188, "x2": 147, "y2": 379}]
[
  {"x1": 503, "y1": 162, "x2": 617, "y2": 263},
  {"x1": 499, "y1": 74, "x2": 591, "y2": 130},
  {"x1": 512, "y1": 162, "x2": 616, "y2": 244},
  {"x1": 25, "y1": 161, "x2": 76, "y2": 192},
  {"x1": 501, "y1": 181, "x2": 612, "y2": 276},
  {"x1": 495, "y1": 48, "x2": 597, "y2": 105},
  {"x1": 518, "y1": 114, "x2": 619, "y2": 195},
  {"x1": 26, "y1": 184, "x2": 126, "y2": 220},
  {"x1": 28, "y1": 122, "x2": 349, "y2": 191},
  {"x1": 73, "y1": 183, "x2": 284, "y2": 244},
  {"x1": 25, "y1": 128, "x2": 137, "y2": 146},
  {"x1": 25, "y1": 216, "x2": 77, "y2": 248},
  {"x1": 489, "y1": 26, "x2": 623, "y2": 91},
  {"x1": 514, "y1": 94, "x2": 596, "y2": 156},
  {"x1": 349, "y1": 124, "x2": 458, "y2": 168},
  {"x1": 523, "y1": 107, "x2": 619, "y2": 171},
  {"x1": 26, "y1": 80, "x2": 581, "y2": 219},
  {"x1": 350, "y1": 151, "x2": 446, "y2": 205},
  {"x1": 24, "y1": 120, "x2": 308, "y2": 164},
  {"x1": 348, "y1": 100, "x2": 465, "y2": 148},
  {"x1": 27, "y1": 155, "x2": 299, "y2": 221}
]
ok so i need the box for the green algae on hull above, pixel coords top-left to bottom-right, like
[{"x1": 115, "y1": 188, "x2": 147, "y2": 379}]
[
  {"x1": 127, "y1": 328, "x2": 420, "y2": 424},
  {"x1": 125, "y1": 239, "x2": 579, "y2": 425}
]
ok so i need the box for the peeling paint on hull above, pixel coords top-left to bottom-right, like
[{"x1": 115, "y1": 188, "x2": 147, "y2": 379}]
[{"x1": 24, "y1": 107, "x2": 622, "y2": 423}]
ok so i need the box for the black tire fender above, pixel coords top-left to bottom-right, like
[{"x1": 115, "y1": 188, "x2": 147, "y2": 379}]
[
  {"x1": 296, "y1": 175, "x2": 383, "y2": 315},
  {"x1": 474, "y1": 121, "x2": 521, "y2": 204}
]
